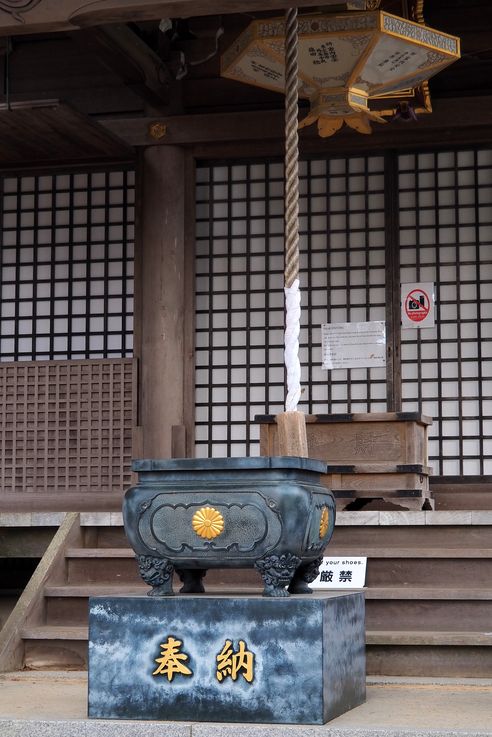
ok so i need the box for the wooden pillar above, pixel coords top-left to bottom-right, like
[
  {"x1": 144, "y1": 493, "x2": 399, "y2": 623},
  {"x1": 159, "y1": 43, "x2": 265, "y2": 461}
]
[
  {"x1": 384, "y1": 151, "x2": 402, "y2": 412},
  {"x1": 134, "y1": 145, "x2": 195, "y2": 459}
]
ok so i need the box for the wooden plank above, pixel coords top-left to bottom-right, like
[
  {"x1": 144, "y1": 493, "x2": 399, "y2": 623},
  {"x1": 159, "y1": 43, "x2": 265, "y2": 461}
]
[{"x1": 0, "y1": 0, "x2": 328, "y2": 36}]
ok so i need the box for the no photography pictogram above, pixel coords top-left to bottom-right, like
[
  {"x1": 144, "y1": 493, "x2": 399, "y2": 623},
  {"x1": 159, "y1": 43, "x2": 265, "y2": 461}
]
[{"x1": 405, "y1": 288, "x2": 431, "y2": 322}]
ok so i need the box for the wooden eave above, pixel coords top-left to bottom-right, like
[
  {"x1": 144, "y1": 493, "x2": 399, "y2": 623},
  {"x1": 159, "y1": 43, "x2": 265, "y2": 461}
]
[
  {"x1": 0, "y1": 100, "x2": 134, "y2": 169},
  {"x1": 0, "y1": 0, "x2": 333, "y2": 37},
  {"x1": 0, "y1": 1, "x2": 489, "y2": 164}
]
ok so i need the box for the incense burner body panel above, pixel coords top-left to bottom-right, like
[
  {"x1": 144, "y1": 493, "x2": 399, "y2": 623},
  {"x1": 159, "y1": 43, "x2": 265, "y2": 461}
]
[{"x1": 123, "y1": 457, "x2": 335, "y2": 597}]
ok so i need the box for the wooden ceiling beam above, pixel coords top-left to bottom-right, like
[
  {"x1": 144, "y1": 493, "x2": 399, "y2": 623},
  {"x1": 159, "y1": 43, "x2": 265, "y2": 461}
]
[
  {"x1": 98, "y1": 94, "x2": 492, "y2": 149},
  {"x1": 70, "y1": 24, "x2": 173, "y2": 109},
  {"x1": 0, "y1": 0, "x2": 327, "y2": 37},
  {"x1": 191, "y1": 124, "x2": 492, "y2": 159}
]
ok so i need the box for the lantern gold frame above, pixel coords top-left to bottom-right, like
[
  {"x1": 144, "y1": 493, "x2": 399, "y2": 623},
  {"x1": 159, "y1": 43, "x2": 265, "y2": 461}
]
[{"x1": 221, "y1": 7, "x2": 460, "y2": 136}]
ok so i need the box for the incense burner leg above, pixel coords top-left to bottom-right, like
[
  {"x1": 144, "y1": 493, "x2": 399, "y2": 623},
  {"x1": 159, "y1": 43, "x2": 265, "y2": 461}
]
[
  {"x1": 136, "y1": 554, "x2": 175, "y2": 596},
  {"x1": 288, "y1": 556, "x2": 324, "y2": 594},
  {"x1": 255, "y1": 553, "x2": 301, "y2": 597},
  {"x1": 177, "y1": 568, "x2": 207, "y2": 594}
]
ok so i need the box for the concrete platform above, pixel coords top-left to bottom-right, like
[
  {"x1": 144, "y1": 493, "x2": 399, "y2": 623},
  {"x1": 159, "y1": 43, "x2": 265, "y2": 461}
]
[{"x1": 0, "y1": 671, "x2": 491, "y2": 736}]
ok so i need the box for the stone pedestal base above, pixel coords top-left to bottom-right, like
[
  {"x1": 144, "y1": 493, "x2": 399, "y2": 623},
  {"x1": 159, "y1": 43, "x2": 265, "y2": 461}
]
[{"x1": 88, "y1": 593, "x2": 365, "y2": 725}]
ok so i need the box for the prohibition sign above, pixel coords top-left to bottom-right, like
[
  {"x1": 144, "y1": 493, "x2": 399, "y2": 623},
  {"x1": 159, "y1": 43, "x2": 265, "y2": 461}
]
[{"x1": 404, "y1": 288, "x2": 431, "y2": 323}]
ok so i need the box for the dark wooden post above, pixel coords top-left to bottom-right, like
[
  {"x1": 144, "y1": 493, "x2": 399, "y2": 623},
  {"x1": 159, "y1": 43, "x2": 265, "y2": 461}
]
[
  {"x1": 134, "y1": 145, "x2": 195, "y2": 459},
  {"x1": 384, "y1": 151, "x2": 402, "y2": 412}
]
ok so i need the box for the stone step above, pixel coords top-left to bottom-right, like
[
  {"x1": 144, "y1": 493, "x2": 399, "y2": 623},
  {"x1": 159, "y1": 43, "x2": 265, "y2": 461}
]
[
  {"x1": 82, "y1": 527, "x2": 129, "y2": 548},
  {"x1": 69, "y1": 544, "x2": 492, "y2": 561},
  {"x1": 20, "y1": 623, "x2": 492, "y2": 676},
  {"x1": 21, "y1": 625, "x2": 88, "y2": 640},
  {"x1": 366, "y1": 631, "x2": 492, "y2": 646},
  {"x1": 43, "y1": 584, "x2": 492, "y2": 631},
  {"x1": 65, "y1": 549, "x2": 141, "y2": 584},
  {"x1": 69, "y1": 545, "x2": 492, "y2": 558},
  {"x1": 329, "y1": 546, "x2": 492, "y2": 558},
  {"x1": 366, "y1": 634, "x2": 492, "y2": 677},
  {"x1": 365, "y1": 595, "x2": 492, "y2": 631},
  {"x1": 44, "y1": 584, "x2": 148, "y2": 625},
  {"x1": 45, "y1": 581, "x2": 264, "y2": 624},
  {"x1": 430, "y1": 482, "x2": 492, "y2": 511},
  {"x1": 66, "y1": 547, "x2": 134, "y2": 557},
  {"x1": 433, "y1": 493, "x2": 492, "y2": 511},
  {"x1": 21, "y1": 624, "x2": 89, "y2": 671},
  {"x1": 364, "y1": 558, "x2": 492, "y2": 587},
  {"x1": 46, "y1": 583, "x2": 492, "y2": 600},
  {"x1": 18, "y1": 515, "x2": 492, "y2": 676},
  {"x1": 365, "y1": 586, "x2": 492, "y2": 599},
  {"x1": 331, "y1": 523, "x2": 492, "y2": 548},
  {"x1": 64, "y1": 548, "x2": 263, "y2": 586},
  {"x1": 45, "y1": 584, "x2": 148, "y2": 597},
  {"x1": 23, "y1": 624, "x2": 492, "y2": 648},
  {"x1": 63, "y1": 544, "x2": 492, "y2": 587}
]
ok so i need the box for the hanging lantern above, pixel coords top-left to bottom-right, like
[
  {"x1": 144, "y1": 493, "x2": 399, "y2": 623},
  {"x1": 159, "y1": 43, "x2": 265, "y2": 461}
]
[{"x1": 221, "y1": 9, "x2": 460, "y2": 136}]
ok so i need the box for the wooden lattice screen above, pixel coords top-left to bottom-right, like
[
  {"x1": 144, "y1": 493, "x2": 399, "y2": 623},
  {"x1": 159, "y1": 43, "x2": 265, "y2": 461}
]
[{"x1": 0, "y1": 358, "x2": 136, "y2": 499}]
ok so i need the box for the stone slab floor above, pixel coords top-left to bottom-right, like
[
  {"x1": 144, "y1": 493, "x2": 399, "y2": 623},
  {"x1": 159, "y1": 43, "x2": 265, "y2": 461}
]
[{"x1": 0, "y1": 672, "x2": 491, "y2": 737}]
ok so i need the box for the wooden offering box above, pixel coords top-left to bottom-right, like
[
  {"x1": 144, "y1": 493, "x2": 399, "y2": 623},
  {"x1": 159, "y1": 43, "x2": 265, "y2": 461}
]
[{"x1": 256, "y1": 413, "x2": 433, "y2": 510}]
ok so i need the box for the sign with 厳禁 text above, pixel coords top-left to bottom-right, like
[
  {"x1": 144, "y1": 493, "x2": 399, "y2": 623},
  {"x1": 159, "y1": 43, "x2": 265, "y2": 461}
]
[{"x1": 312, "y1": 557, "x2": 367, "y2": 589}]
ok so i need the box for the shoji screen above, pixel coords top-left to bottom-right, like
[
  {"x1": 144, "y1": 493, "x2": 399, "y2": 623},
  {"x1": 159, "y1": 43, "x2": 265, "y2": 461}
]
[
  {"x1": 195, "y1": 156, "x2": 387, "y2": 458},
  {"x1": 399, "y1": 149, "x2": 492, "y2": 475},
  {"x1": 0, "y1": 170, "x2": 135, "y2": 361}
]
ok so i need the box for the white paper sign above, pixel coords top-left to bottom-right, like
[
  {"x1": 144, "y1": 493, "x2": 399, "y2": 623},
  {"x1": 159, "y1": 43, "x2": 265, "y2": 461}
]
[
  {"x1": 312, "y1": 557, "x2": 367, "y2": 589},
  {"x1": 401, "y1": 282, "x2": 435, "y2": 329},
  {"x1": 321, "y1": 321, "x2": 386, "y2": 370}
]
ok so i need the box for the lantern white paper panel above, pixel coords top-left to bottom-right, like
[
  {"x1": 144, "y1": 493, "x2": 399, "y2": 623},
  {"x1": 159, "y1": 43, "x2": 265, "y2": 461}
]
[
  {"x1": 195, "y1": 156, "x2": 386, "y2": 458},
  {"x1": 399, "y1": 149, "x2": 492, "y2": 476}
]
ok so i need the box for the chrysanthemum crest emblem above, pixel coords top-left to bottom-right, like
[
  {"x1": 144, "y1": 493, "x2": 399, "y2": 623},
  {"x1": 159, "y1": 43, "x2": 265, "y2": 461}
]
[
  {"x1": 192, "y1": 506, "x2": 225, "y2": 540},
  {"x1": 319, "y1": 506, "x2": 330, "y2": 539}
]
